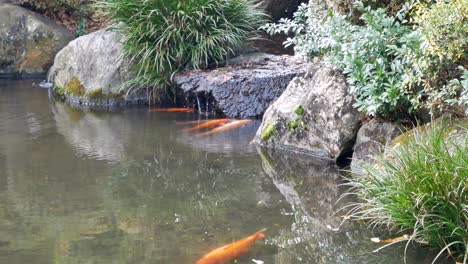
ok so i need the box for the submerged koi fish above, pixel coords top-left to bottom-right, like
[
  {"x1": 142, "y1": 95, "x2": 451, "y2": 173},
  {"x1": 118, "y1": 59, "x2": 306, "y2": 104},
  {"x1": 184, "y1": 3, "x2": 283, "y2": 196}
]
[
  {"x1": 183, "y1": 119, "x2": 231, "y2": 132},
  {"x1": 148, "y1": 108, "x2": 193, "y2": 113},
  {"x1": 197, "y1": 119, "x2": 251, "y2": 137},
  {"x1": 196, "y1": 229, "x2": 266, "y2": 264}
]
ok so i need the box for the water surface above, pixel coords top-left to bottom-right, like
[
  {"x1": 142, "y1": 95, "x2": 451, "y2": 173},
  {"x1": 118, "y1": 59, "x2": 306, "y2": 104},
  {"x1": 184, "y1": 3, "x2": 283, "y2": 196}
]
[{"x1": 0, "y1": 80, "x2": 441, "y2": 263}]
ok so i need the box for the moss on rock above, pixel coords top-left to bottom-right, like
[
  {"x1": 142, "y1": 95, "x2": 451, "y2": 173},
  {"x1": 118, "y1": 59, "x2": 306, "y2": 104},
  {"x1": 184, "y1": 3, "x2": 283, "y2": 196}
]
[
  {"x1": 86, "y1": 88, "x2": 104, "y2": 99},
  {"x1": 391, "y1": 118, "x2": 468, "y2": 147},
  {"x1": 261, "y1": 122, "x2": 277, "y2": 142},
  {"x1": 20, "y1": 37, "x2": 58, "y2": 72},
  {"x1": 294, "y1": 105, "x2": 304, "y2": 116},
  {"x1": 66, "y1": 76, "x2": 85, "y2": 96}
]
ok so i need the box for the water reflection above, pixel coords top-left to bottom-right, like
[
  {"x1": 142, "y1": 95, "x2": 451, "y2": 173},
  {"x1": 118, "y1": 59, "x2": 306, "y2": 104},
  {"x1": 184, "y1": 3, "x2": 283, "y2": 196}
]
[
  {"x1": 0, "y1": 80, "x2": 440, "y2": 264},
  {"x1": 257, "y1": 147, "x2": 442, "y2": 264},
  {"x1": 51, "y1": 102, "x2": 127, "y2": 163}
]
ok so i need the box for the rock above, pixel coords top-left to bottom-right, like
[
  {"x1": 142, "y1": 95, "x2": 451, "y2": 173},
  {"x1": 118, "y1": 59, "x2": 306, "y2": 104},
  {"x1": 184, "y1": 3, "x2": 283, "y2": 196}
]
[
  {"x1": 0, "y1": 0, "x2": 19, "y2": 4},
  {"x1": 261, "y1": 0, "x2": 308, "y2": 21},
  {"x1": 350, "y1": 119, "x2": 403, "y2": 175},
  {"x1": 388, "y1": 118, "x2": 467, "y2": 155},
  {"x1": 48, "y1": 30, "x2": 146, "y2": 107},
  {"x1": 253, "y1": 62, "x2": 361, "y2": 160},
  {"x1": 0, "y1": 4, "x2": 74, "y2": 77},
  {"x1": 174, "y1": 53, "x2": 310, "y2": 118}
]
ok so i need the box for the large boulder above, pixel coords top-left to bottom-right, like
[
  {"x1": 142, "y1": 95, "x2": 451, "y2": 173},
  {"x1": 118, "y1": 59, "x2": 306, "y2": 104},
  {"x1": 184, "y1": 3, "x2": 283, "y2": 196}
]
[
  {"x1": 48, "y1": 30, "x2": 145, "y2": 107},
  {"x1": 0, "y1": 4, "x2": 73, "y2": 77},
  {"x1": 174, "y1": 53, "x2": 310, "y2": 118},
  {"x1": 350, "y1": 119, "x2": 403, "y2": 175},
  {"x1": 253, "y1": 62, "x2": 361, "y2": 160}
]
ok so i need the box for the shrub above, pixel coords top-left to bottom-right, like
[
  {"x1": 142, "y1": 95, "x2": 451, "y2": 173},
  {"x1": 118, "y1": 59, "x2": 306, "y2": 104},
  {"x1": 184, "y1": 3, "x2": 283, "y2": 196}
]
[
  {"x1": 96, "y1": 0, "x2": 268, "y2": 95},
  {"x1": 262, "y1": 1, "x2": 467, "y2": 118},
  {"x1": 414, "y1": 0, "x2": 468, "y2": 62},
  {"x1": 345, "y1": 119, "x2": 468, "y2": 263},
  {"x1": 263, "y1": 2, "x2": 423, "y2": 118}
]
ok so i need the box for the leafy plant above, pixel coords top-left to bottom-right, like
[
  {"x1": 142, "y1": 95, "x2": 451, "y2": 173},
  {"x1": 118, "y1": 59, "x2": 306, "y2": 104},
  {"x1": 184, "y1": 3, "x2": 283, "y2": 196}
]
[
  {"x1": 344, "y1": 119, "x2": 468, "y2": 263},
  {"x1": 95, "y1": 0, "x2": 268, "y2": 96},
  {"x1": 262, "y1": 1, "x2": 467, "y2": 118},
  {"x1": 414, "y1": 0, "x2": 468, "y2": 62}
]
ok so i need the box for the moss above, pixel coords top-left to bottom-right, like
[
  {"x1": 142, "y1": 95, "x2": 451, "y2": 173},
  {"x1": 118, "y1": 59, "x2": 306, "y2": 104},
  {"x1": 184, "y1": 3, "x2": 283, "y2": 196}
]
[
  {"x1": 86, "y1": 88, "x2": 105, "y2": 99},
  {"x1": 294, "y1": 105, "x2": 304, "y2": 116},
  {"x1": 261, "y1": 122, "x2": 276, "y2": 142},
  {"x1": 20, "y1": 37, "x2": 58, "y2": 72},
  {"x1": 287, "y1": 105, "x2": 305, "y2": 131},
  {"x1": 287, "y1": 117, "x2": 299, "y2": 130},
  {"x1": 66, "y1": 76, "x2": 86, "y2": 96},
  {"x1": 391, "y1": 118, "x2": 468, "y2": 147},
  {"x1": 53, "y1": 84, "x2": 65, "y2": 96}
]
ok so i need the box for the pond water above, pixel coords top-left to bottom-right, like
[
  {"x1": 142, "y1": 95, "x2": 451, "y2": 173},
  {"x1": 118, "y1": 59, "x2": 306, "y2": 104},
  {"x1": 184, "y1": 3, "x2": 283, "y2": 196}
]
[{"x1": 0, "y1": 80, "x2": 442, "y2": 264}]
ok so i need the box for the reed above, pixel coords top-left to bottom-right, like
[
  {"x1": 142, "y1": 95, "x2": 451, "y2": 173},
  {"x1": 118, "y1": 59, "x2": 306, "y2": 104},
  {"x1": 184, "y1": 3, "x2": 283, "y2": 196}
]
[{"x1": 344, "y1": 119, "x2": 468, "y2": 263}]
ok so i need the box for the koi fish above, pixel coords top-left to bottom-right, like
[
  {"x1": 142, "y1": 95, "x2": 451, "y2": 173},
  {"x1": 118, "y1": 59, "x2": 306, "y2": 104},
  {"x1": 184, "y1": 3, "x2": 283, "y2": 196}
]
[
  {"x1": 183, "y1": 119, "x2": 231, "y2": 132},
  {"x1": 371, "y1": 234, "x2": 409, "y2": 243},
  {"x1": 148, "y1": 108, "x2": 193, "y2": 113},
  {"x1": 196, "y1": 229, "x2": 266, "y2": 264},
  {"x1": 197, "y1": 119, "x2": 252, "y2": 137}
]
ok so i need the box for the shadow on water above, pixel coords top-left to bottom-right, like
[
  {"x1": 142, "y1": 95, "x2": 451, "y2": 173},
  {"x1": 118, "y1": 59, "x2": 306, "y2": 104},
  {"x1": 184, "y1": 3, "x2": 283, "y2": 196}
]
[{"x1": 0, "y1": 80, "x2": 444, "y2": 264}]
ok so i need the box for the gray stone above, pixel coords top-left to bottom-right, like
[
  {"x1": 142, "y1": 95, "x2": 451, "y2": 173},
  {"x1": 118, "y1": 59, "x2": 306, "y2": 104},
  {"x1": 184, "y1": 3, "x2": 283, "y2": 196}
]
[
  {"x1": 48, "y1": 30, "x2": 146, "y2": 107},
  {"x1": 253, "y1": 62, "x2": 361, "y2": 160},
  {"x1": 0, "y1": 0, "x2": 20, "y2": 5},
  {"x1": 350, "y1": 119, "x2": 403, "y2": 175},
  {"x1": 0, "y1": 4, "x2": 74, "y2": 77},
  {"x1": 174, "y1": 53, "x2": 310, "y2": 118}
]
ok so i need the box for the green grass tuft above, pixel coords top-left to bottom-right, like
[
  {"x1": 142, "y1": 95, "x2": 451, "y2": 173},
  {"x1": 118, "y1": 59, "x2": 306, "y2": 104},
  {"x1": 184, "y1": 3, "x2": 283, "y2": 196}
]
[
  {"x1": 345, "y1": 119, "x2": 468, "y2": 263},
  {"x1": 95, "y1": 0, "x2": 268, "y2": 96}
]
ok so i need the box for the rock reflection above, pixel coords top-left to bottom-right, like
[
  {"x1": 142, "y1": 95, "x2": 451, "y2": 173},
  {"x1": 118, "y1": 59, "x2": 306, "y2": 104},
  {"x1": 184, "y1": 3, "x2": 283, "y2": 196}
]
[
  {"x1": 258, "y1": 147, "x2": 440, "y2": 264},
  {"x1": 257, "y1": 147, "x2": 369, "y2": 263},
  {"x1": 50, "y1": 101, "x2": 126, "y2": 163}
]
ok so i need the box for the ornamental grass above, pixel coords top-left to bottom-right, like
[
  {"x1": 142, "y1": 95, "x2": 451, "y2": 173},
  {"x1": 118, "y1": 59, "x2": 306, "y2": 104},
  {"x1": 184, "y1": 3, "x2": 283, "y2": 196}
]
[{"x1": 345, "y1": 119, "x2": 467, "y2": 263}]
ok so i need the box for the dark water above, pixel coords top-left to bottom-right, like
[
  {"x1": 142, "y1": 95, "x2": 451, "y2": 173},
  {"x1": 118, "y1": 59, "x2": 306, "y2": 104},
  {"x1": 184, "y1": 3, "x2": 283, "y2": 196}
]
[{"x1": 0, "y1": 80, "x2": 442, "y2": 264}]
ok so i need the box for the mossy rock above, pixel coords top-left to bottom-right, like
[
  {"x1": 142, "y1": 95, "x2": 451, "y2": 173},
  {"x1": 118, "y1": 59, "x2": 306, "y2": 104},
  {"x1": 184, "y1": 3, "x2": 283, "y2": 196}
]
[{"x1": 390, "y1": 118, "x2": 468, "y2": 148}]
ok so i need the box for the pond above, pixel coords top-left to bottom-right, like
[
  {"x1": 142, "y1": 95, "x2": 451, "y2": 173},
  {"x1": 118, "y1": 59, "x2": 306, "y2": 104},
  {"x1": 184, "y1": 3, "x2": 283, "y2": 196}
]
[{"x1": 0, "y1": 79, "x2": 441, "y2": 264}]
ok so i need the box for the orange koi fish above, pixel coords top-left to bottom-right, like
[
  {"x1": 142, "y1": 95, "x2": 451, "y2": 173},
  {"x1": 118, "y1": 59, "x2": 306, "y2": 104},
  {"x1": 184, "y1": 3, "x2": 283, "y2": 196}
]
[
  {"x1": 196, "y1": 229, "x2": 266, "y2": 264},
  {"x1": 197, "y1": 119, "x2": 252, "y2": 137},
  {"x1": 148, "y1": 108, "x2": 193, "y2": 113},
  {"x1": 183, "y1": 119, "x2": 232, "y2": 132}
]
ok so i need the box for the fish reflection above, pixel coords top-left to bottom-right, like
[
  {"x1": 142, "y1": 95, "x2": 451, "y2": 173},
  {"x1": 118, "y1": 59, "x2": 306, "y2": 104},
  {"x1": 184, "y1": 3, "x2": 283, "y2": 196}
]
[
  {"x1": 197, "y1": 119, "x2": 252, "y2": 137},
  {"x1": 182, "y1": 119, "x2": 231, "y2": 132},
  {"x1": 148, "y1": 107, "x2": 194, "y2": 113}
]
